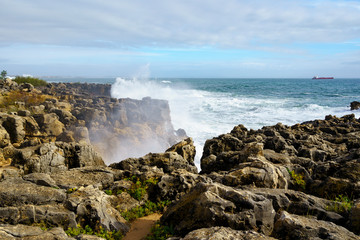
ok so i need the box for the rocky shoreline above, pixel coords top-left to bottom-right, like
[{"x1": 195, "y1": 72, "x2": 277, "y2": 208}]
[{"x1": 0, "y1": 78, "x2": 359, "y2": 239}]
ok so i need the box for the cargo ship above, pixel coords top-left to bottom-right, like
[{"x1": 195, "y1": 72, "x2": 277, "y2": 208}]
[{"x1": 312, "y1": 76, "x2": 334, "y2": 79}]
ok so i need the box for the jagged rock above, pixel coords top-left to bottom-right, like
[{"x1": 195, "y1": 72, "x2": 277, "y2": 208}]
[
  {"x1": 50, "y1": 167, "x2": 114, "y2": 189},
  {"x1": 23, "y1": 172, "x2": 58, "y2": 188},
  {"x1": 11, "y1": 143, "x2": 67, "y2": 174},
  {"x1": 273, "y1": 210, "x2": 359, "y2": 240},
  {"x1": 65, "y1": 185, "x2": 129, "y2": 234},
  {"x1": 33, "y1": 113, "x2": 64, "y2": 136},
  {"x1": 50, "y1": 108, "x2": 77, "y2": 126},
  {"x1": 155, "y1": 169, "x2": 212, "y2": 201},
  {"x1": 351, "y1": 101, "x2": 360, "y2": 110},
  {"x1": 161, "y1": 182, "x2": 275, "y2": 236},
  {"x1": 57, "y1": 142, "x2": 105, "y2": 168},
  {"x1": 0, "y1": 204, "x2": 76, "y2": 229},
  {"x1": 222, "y1": 158, "x2": 289, "y2": 189},
  {"x1": 201, "y1": 142, "x2": 263, "y2": 173},
  {"x1": 11, "y1": 142, "x2": 105, "y2": 174},
  {"x1": 0, "y1": 178, "x2": 66, "y2": 207},
  {"x1": 182, "y1": 227, "x2": 276, "y2": 240},
  {"x1": 0, "y1": 224, "x2": 72, "y2": 240},
  {"x1": 166, "y1": 137, "x2": 196, "y2": 165},
  {"x1": 251, "y1": 188, "x2": 345, "y2": 225},
  {"x1": 0, "y1": 114, "x2": 25, "y2": 143},
  {"x1": 112, "y1": 192, "x2": 140, "y2": 212},
  {"x1": 0, "y1": 125, "x2": 10, "y2": 148},
  {"x1": 110, "y1": 151, "x2": 197, "y2": 174}
]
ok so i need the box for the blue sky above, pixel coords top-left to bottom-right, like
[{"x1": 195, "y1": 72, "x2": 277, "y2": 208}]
[{"x1": 1, "y1": 0, "x2": 360, "y2": 78}]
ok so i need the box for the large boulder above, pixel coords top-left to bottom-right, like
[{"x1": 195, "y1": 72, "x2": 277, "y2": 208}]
[
  {"x1": 50, "y1": 167, "x2": 114, "y2": 190},
  {"x1": 182, "y1": 227, "x2": 276, "y2": 240},
  {"x1": 33, "y1": 113, "x2": 64, "y2": 136},
  {"x1": 11, "y1": 142, "x2": 105, "y2": 174},
  {"x1": 0, "y1": 114, "x2": 25, "y2": 143},
  {"x1": 166, "y1": 137, "x2": 196, "y2": 166},
  {"x1": 350, "y1": 101, "x2": 360, "y2": 110},
  {"x1": 273, "y1": 210, "x2": 359, "y2": 240},
  {"x1": 0, "y1": 178, "x2": 66, "y2": 207},
  {"x1": 0, "y1": 224, "x2": 72, "y2": 240},
  {"x1": 64, "y1": 185, "x2": 129, "y2": 234},
  {"x1": 161, "y1": 182, "x2": 276, "y2": 236}
]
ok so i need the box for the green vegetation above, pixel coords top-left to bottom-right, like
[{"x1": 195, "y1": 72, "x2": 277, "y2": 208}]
[
  {"x1": 117, "y1": 176, "x2": 159, "y2": 201},
  {"x1": 1, "y1": 70, "x2": 7, "y2": 79},
  {"x1": 13, "y1": 76, "x2": 47, "y2": 86},
  {"x1": 288, "y1": 169, "x2": 306, "y2": 190},
  {"x1": 120, "y1": 200, "x2": 170, "y2": 222},
  {"x1": 326, "y1": 194, "x2": 353, "y2": 213},
  {"x1": 65, "y1": 224, "x2": 123, "y2": 240},
  {"x1": 146, "y1": 222, "x2": 174, "y2": 240},
  {"x1": 0, "y1": 90, "x2": 52, "y2": 111},
  {"x1": 66, "y1": 187, "x2": 78, "y2": 194}
]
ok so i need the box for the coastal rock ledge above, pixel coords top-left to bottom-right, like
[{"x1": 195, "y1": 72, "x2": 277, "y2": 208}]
[{"x1": 0, "y1": 78, "x2": 360, "y2": 239}]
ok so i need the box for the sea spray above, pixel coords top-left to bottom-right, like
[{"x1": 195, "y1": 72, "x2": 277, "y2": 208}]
[{"x1": 110, "y1": 77, "x2": 360, "y2": 169}]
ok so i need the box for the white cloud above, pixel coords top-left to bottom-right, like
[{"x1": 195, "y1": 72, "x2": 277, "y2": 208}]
[{"x1": 1, "y1": 0, "x2": 360, "y2": 48}]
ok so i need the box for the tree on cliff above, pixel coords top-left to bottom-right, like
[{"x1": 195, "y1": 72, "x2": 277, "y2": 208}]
[{"x1": 0, "y1": 70, "x2": 7, "y2": 79}]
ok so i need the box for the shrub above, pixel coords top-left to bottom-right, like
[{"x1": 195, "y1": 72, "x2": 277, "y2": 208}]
[
  {"x1": 0, "y1": 90, "x2": 51, "y2": 109},
  {"x1": 326, "y1": 194, "x2": 353, "y2": 213},
  {"x1": 146, "y1": 222, "x2": 174, "y2": 240},
  {"x1": 13, "y1": 76, "x2": 47, "y2": 86},
  {"x1": 288, "y1": 169, "x2": 306, "y2": 190},
  {"x1": 65, "y1": 224, "x2": 123, "y2": 240},
  {"x1": 120, "y1": 200, "x2": 170, "y2": 222}
]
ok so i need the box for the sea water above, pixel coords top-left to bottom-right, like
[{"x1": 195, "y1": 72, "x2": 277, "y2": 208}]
[{"x1": 45, "y1": 77, "x2": 360, "y2": 168}]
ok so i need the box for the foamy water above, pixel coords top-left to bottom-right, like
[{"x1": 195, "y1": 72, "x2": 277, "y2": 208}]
[{"x1": 110, "y1": 77, "x2": 360, "y2": 169}]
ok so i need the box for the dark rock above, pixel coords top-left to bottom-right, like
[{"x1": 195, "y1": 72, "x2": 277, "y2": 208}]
[
  {"x1": 273, "y1": 210, "x2": 359, "y2": 240},
  {"x1": 161, "y1": 182, "x2": 275, "y2": 236},
  {"x1": 182, "y1": 227, "x2": 276, "y2": 240},
  {"x1": 65, "y1": 185, "x2": 129, "y2": 234},
  {"x1": 50, "y1": 167, "x2": 114, "y2": 189},
  {"x1": 351, "y1": 101, "x2": 360, "y2": 110},
  {"x1": 0, "y1": 178, "x2": 66, "y2": 207},
  {"x1": 0, "y1": 224, "x2": 72, "y2": 240}
]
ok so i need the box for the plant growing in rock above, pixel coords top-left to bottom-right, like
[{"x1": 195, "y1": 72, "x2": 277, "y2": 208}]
[
  {"x1": 119, "y1": 200, "x2": 171, "y2": 222},
  {"x1": 146, "y1": 222, "x2": 174, "y2": 240},
  {"x1": 65, "y1": 224, "x2": 123, "y2": 240},
  {"x1": 0, "y1": 90, "x2": 52, "y2": 110},
  {"x1": 326, "y1": 194, "x2": 353, "y2": 213},
  {"x1": 288, "y1": 169, "x2": 306, "y2": 190},
  {"x1": 13, "y1": 76, "x2": 47, "y2": 86}
]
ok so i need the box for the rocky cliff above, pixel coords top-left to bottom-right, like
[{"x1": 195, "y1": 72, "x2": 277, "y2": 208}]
[{"x1": 0, "y1": 78, "x2": 359, "y2": 239}]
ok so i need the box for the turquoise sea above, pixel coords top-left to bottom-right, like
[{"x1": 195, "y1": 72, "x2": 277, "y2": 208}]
[{"x1": 44, "y1": 77, "x2": 360, "y2": 167}]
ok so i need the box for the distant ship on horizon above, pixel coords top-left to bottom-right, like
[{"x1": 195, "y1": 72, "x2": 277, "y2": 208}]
[{"x1": 312, "y1": 76, "x2": 334, "y2": 79}]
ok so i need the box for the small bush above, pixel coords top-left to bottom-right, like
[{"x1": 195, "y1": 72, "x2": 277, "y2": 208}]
[
  {"x1": 13, "y1": 76, "x2": 47, "y2": 86},
  {"x1": 146, "y1": 222, "x2": 174, "y2": 240},
  {"x1": 120, "y1": 200, "x2": 170, "y2": 222},
  {"x1": 65, "y1": 224, "x2": 123, "y2": 240},
  {"x1": 288, "y1": 170, "x2": 306, "y2": 190},
  {"x1": 327, "y1": 194, "x2": 353, "y2": 213},
  {"x1": 0, "y1": 90, "x2": 51, "y2": 109}
]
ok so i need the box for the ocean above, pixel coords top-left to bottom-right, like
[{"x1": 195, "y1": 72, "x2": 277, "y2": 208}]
[{"x1": 44, "y1": 77, "x2": 360, "y2": 168}]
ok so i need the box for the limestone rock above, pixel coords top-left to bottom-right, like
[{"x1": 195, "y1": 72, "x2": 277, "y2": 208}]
[
  {"x1": 182, "y1": 227, "x2": 276, "y2": 240},
  {"x1": 156, "y1": 169, "x2": 212, "y2": 201},
  {"x1": 0, "y1": 178, "x2": 66, "y2": 207},
  {"x1": 161, "y1": 182, "x2": 275, "y2": 236},
  {"x1": 50, "y1": 167, "x2": 114, "y2": 189},
  {"x1": 1, "y1": 114, "x2": 25, "y2": 143},
  {"x1": 0, "y1": 224, "x2": 72, "y2": 240},
  {"x1": 166, "y1": 137, "x2": 196, "y2": 166},
  {"x1": 33, "y1": 113, "x2": 64, "y2": 136},
  {"x1": 273, "y1": 210, "x2": 359, "y2": 240},
  {"x1": 110, "y1": 151, "x2": 197, "y2": 174},
  {"x1": 65, "y1": 185, "x2": 129, "y2": 234}
]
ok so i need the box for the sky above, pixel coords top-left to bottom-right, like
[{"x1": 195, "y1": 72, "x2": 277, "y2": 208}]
[{"x1": 1, "y1": 0, "x2": 360, "y2": 78}]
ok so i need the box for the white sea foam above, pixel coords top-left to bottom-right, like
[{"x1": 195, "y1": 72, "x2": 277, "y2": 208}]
[{"x1": 111, "y1": 76, "x2": 358, "y2": 169}]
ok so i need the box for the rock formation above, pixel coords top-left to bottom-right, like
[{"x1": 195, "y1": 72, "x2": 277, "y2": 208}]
[{"x1": 0, "y1": 78, "x2": 359, "y2": 239}]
